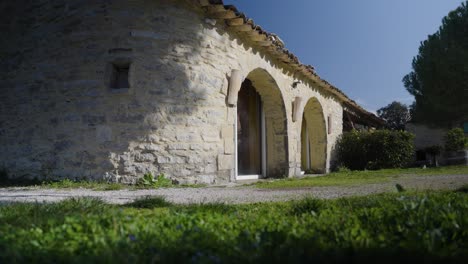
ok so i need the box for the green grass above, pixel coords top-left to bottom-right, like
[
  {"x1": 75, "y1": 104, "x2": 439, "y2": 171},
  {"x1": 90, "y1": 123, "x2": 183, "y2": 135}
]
[
  {"x1": 125, "y1": 196, "x2": 172, "y2": 209},
  {"x1": 42, "y1": 179, "x2": 126, "y2": 191},
  {"x1": 0, "y1": 178, "x2": 206, "y2": 190},
  {"x1": 0, "y1": 190, "x2": 467, "y2": 263},
  {"x1": 254, "y1": 165, "x2": 468, "y2": 189}
]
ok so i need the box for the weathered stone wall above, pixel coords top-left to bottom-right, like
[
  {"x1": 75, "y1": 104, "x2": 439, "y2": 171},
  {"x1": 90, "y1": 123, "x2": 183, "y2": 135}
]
[
  {"x1": 0, "y1": 0, "x2": 344, "y2": 184},
  {"x1": 406, "y1": 123, "x2": 447, "y2": 150}
]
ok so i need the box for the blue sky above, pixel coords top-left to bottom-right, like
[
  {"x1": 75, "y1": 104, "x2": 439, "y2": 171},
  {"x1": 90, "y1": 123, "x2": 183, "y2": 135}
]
[{"x1": 223, "y1": 0, "x2": 465, "y2": 113}]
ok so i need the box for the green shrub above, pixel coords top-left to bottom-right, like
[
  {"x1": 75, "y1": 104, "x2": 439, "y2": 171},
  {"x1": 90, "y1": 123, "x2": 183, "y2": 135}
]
[
  {"x1": 138, "y1": 173, "x2": 172, "y2": 188},
  {"x1": 444, "y1": 128, "x2": 467, "y2": 151},
  {"x1": 336, "y1": 130, "x2": 368, "y2": 170},
  {"x1": 337, "y1": 130, "x2": 415, "y2": 170}
]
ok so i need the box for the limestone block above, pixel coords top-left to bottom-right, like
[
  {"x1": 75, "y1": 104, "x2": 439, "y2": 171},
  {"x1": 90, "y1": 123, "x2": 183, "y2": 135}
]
[
  {"x1": 157, "y1": 156, "x2": 170, "y2": 164},
  {"x1": 96, "y1": 126, "x2": 112, "y2": 143},
  {"x1": 131, "y1": 30, "x2": 168, "y2": 40},
  {"x1": 168, "y1": 143, "x2": 189, "y2": 150},
  {"x1": 224, "y1": 138, "x2": 234, "y2": 154},
  {"x1": 227, "y1": 107, "x2": 236, "y2": 123},
  {"x1": 82, "y1": 114, "x2": 106, "y2": 126},
  {"x1": 176, "y1": 131, "x2": 200, "y2": 142},
  {"x1": 204, "y1": 109, "x2": 225, "y2": 120},
  {"x1": 147, "y1": 134, "x2": 160, "y2": 143},
  {"x1": 54, "y1": 140, "x2": 74, "y2": 151},
  {"x1": 190, "y1": 144, "x2": 203, "y2": 151},
  {"x1": 292, "y1": 96, "x2": 303, "y2": 122},
  {"x1": 137, "y1": 144, "x2": 163, "y2": 152},
  {"x1": 134, "y1": 163, "x2": 154, "y2": 174},
  {"x1": 227, "y1": 69, "x2": 242, "y2": 106},
  {"x1": 205, "y1": 163, "x2": 217, "y2": 173},
  {"x1": 134, "y1": 153, "x2": 155, "y2": 163},
  {"x1": 221, "y1": 125, "x2": 234, "y2": 138},
  {"x1": 202, "y1": 130, "x2": 220, "y2": 142},
  {"x1": 198, "y1": 175, "x2": 215, "y2": 184},
  {"x1": 187, "y1": 155, "x2": 203, "y2": 164},
  {"x1": 218, "y1": 154, "x2": 234, "y2": 170}
]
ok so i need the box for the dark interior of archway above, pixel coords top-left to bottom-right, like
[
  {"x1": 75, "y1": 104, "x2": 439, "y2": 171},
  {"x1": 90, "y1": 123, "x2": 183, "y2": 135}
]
[
  {"x1": 301, "y1": 99, "x2": 327, "y2": 174},
  {"x1": 237, "y1": 79, "x2": 262, "y2": 175},
  {"x1": 301, "y1": 116, "x2": 310, "y2": 170}
]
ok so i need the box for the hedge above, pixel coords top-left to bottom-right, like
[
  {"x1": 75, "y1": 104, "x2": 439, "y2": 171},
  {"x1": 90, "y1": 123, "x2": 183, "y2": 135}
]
[
  {"x1": 337, "y1": 130, "x2": 414, "y2": 170},
  {"x1": 445, "y1": 128, "x2": 468, "y2": 151}
]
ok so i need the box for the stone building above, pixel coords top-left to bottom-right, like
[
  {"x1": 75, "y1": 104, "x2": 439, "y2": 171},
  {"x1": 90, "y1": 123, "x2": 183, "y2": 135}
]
[
  {"x1": 0, "y1": 0, "x2": 383, "y2": 184},
  {"x1": 406, "y1": 122, "x2": 468, "y2": 166}
]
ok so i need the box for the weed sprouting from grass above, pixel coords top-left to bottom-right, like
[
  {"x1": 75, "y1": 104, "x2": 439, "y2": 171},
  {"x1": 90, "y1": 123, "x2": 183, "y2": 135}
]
[{"x1": 137, "y1": 173, "x2": 172, "y2": 188}]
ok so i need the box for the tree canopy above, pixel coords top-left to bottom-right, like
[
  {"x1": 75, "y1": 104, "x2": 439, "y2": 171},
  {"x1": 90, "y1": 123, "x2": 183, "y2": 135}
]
[
  {"x1": 377, "y1": 101, "x2": 411, "y2": 130},
  {"x1": 403, "y1": 1, "x2": 468, "y2": 126}
]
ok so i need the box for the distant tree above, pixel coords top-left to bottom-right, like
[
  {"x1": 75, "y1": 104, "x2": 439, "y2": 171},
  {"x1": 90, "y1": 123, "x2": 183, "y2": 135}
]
[
  {"x1": 377, "y1": 101, "x2": 411, "y2": 130},
  {"x1": 403, "y1": 1, "x2": 468, "y2": 126}
]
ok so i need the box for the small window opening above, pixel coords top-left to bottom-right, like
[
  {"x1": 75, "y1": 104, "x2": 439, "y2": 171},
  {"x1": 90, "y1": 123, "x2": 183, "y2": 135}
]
[
  {"x1": 327, "y1": 115, "x2": 332, "y2": 134},
  {"x1": 111, "y1": 63, "x2": 130, "y2": 89}
]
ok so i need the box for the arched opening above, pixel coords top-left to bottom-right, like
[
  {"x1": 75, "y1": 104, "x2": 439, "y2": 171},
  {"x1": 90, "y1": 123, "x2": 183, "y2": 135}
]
[
  {"x1": 236, "y1": 68, "x2": 288, "y2": 179},
  {"x1": 301, "y1": 98, "x2": 327, "y2": 173}
]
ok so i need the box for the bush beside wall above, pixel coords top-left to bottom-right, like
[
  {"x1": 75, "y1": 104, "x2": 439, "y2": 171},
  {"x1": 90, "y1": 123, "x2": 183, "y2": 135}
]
[
  {"x1": 445, "y1": 128, "x2": 468, "y2": 152},
  {"x1": 337, "y1": 130, "x2": 415, "y2": 170}
]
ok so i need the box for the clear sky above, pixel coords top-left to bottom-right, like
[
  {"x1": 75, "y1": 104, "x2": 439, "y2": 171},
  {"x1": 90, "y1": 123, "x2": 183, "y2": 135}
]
[{"x1": 223, "y1": 0, "x2": 465, "y2": 113}]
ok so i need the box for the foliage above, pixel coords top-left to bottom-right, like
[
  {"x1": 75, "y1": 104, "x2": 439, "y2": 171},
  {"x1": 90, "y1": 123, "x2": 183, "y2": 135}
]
[
  {"x1": 457, "y1": 185, "x2": 468, "y2": 193},
  {"x1": 444, "y1": 128, "x2": 468, "y2": 151},
  {"x1": 336, "y1": 130, "x2": 368, "y2": 170},
  {"x1": 255, "y1": 165, "x2": 468, "y2": 189},
  {"x1": 395, "y1": 183, "x2": 406, "y2": 193},
  {"x1": 0, "y1": 176, "x2": 203, "y2": 190},
  {"x1": 138, "y1": 173, "x2": 172, "y2": 188},
  {"x1": 336, "y1": 130, "x2": 415, "y2": 170},
  {"x1": 42, "y1": 179, "x2": 124, "y2": 191},
  {"x1": 403, "y1": 1, "x2": 468, "y2": 125},
  {"x1": 125, "y1": 196, "x2": 172, "y2": 209},
  {"x1": 377, "y1": 101, "x2": 411, "y2": 130},
  {"x1": 336, "y1": 165, "x2": 351, "y2": 173},
  {"x1": 0, "y1": 192, "x2": 467, "y2": 262}
]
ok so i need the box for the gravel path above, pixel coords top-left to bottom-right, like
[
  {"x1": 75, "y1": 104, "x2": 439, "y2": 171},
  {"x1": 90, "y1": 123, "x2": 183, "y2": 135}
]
[{"x1": 0, "y1": 174, "x2": 467, "y2": 205}]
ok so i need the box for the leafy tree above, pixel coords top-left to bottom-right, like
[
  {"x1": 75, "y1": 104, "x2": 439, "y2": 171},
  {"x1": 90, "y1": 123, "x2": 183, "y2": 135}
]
[
  {"x1": 403, "y1": 1, "x2": 468, "y2": 126},
  {"x1": 377, "y1": 101, "x2": 411, "y2": 130}
]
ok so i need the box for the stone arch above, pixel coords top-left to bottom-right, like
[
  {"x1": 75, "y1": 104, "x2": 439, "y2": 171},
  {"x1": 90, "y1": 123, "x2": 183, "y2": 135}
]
[
  {"x1": 236, "y1": 68, "x2": 289, "y2": 178},
  {"x1": 301, "y1": 97, "x2": 327, "y2": 173}
]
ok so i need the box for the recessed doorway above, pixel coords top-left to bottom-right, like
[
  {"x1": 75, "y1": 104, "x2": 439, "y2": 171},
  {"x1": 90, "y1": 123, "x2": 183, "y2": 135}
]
[
  {"x1": 236, "y1": 79, "x2": 266, "y2": 180},
  {"x1": 234, "y1": 68, "x2": 289, "y2": 180}
]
